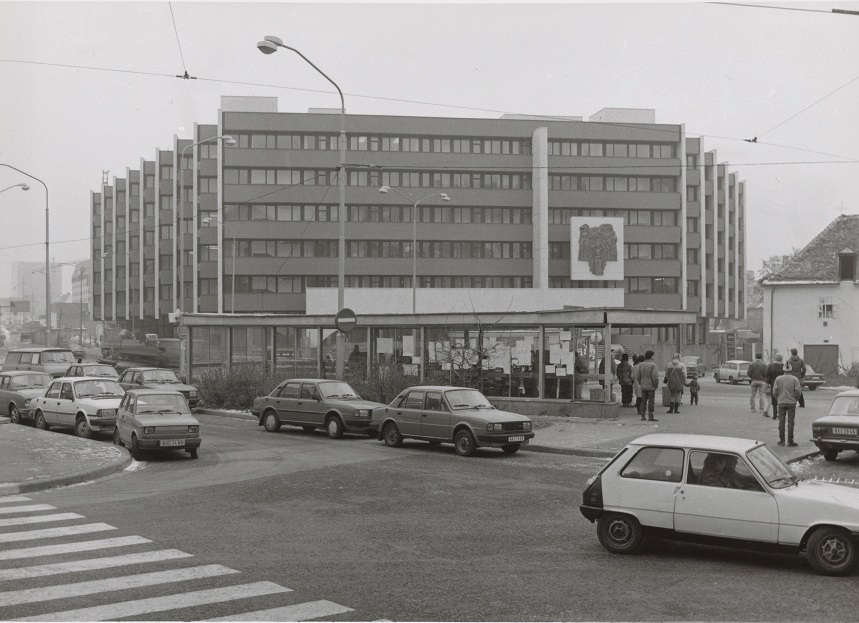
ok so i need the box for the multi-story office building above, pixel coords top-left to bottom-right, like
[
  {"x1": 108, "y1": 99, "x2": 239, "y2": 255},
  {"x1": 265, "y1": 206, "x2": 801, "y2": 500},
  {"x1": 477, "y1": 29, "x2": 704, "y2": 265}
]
[
  {"x1": 11, "y1": 261, "x2": 62, "y2": 322},
  {"x1": 91, "y1": 98, "x2": 745, "y2": 345}
]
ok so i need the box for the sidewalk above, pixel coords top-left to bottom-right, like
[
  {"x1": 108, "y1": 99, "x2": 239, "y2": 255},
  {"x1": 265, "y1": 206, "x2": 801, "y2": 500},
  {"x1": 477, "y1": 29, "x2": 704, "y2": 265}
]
[{"x1": 0, "y1": 394, "x2": 824, "y2": 495}]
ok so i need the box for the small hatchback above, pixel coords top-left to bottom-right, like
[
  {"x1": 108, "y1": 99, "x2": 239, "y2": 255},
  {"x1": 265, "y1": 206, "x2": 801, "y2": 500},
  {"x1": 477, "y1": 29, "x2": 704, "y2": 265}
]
[
  {"x1": 114, "y1": 389, "x2": 201, "y2": 460},
  {"x1": 65, "y1": 363, "x2": 120, "y2": 379},
  {"x1": 30, "y1": 376, "x2": 124, "y2": 438},
  {"x1": 811, "y1": 389, "x2": 859, "y2": 462},
  {"x1": 714, "y1": 360, "x2": 751, "y2": 384},
  {"x1": 580, "y1": 434, "x2": 859, "y2": 576}
]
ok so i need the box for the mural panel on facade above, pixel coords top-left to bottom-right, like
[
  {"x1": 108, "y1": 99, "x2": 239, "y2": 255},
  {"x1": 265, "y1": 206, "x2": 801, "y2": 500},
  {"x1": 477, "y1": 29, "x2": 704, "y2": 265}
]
[{"x1": 570, "y1": 217, "x2": 624, "y2": 281}]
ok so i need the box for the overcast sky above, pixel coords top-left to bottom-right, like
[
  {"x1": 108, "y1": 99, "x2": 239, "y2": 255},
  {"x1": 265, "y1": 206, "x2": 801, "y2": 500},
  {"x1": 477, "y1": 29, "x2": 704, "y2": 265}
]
[{"x1": 1, "y1": 0, "x2": 857, "y2": 298}]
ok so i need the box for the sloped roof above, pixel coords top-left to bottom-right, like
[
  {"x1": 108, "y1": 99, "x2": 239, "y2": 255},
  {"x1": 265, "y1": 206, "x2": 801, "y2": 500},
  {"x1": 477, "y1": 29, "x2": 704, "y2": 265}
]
[{"x1": 765, "y1": 214, "x2": 859, "y2": 283}]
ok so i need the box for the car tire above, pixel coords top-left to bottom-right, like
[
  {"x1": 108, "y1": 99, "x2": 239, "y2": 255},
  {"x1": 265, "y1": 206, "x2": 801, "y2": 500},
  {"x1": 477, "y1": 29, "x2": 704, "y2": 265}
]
[
  {"x1": 823, "y1": 449, "x2": 839, "y2": 462},
  {"x1": 34, "y1": 411, "x2": 49, "y2": 431},
  {"x1": 454, "y1": 428, "x2": 478, "y2": 457},
  {"x1": 382, "y1": 422, "x2": 403, "y2": 447},
  {"x1": 806, "y1": 526, "x2": 857, "y2": 576},
  {"x1": 113, "y1": 427, "x2": 123, "y2": 447},
  {"x1": 262, "y1": 410, "x2": 281, "y2": 433},
  {"x1": 729, "y1": 376, "x2": 737, "y2": 385},
  {"x1": 501, "y1": 443, "x2": 521, "y2": 454},
  {"x1": 130, "y1": 435, "x2": 144, "y2": 461},
  {"x1": 302, "y1": 425, "x2": 316, "y2": 432},
  {"x1": 9, "y1": 404, "x2": 20, "y2": 425},
  {"x1": 714, "y1": 373, "x2": 720, "y2": 383},
  {"x1": 75, "y1": 417, "x2": 93, "y2": 439},
  {"x1": 597, "y1": 512, "x2": 643, "y2": 554},
  {"x1": 806, "y1": 385, "x2": 817, "y2": 391},
  {"x1": 188, "y1": 447, "x2": 199, "y2": 459},
  {"x1": 325, "y1": 415, "x2": 345, "y2": 439}
]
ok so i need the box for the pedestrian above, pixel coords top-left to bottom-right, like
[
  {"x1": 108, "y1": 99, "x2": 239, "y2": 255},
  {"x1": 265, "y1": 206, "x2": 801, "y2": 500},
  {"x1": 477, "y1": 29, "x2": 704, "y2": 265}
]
[
  {"x1": 785, "y1": 347, "x2": 807, "y2": 408},
  {"x1": 616, "y1": 353, "x2": 633, "y2": 407},
  {"x1": 663, "y1": 356, "x2": 686, "y2": 414},
  {"x1": 688, "y1": 373, "x2": 700, "y2": 405},
  {"x1": 634, "y1": 350, "x2": 660, "y2": 422},
  {"x1": 632, "y1": 355, "x2": 644, "y2": 415},
  {"x1": 747, "y1": 353, "x2": 770, "y2": 416},
  {"x1": 773, "y1": 365, "x2": 803, "y2": 447},
  {"x1": 766, "y1": 354, "x2": 784, "y2": 420},
  {"x1": 573, "y1": 351, "x2": 589, "y2": 400}
]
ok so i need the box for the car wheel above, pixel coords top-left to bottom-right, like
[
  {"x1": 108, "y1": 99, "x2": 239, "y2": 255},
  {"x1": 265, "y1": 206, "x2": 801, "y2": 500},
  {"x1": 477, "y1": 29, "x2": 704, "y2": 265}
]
[
  {"x1": 807, "y1": 385, "x2": 817, "y2": 391},
  {"x1": 806, "y1": 526, "x2": 858, "y2": 576},
  {"x1": 302, "y1": 425, "x2": 316, "y2": 432},
  {"x1": 325, "y1": 415, "x2": 344, "y2": 439},
  {"x1": 454, "y1": 428, "x2": 478, "y2": 457},
  {"x1": 501, "y1": 443, "x2": 521, "y2": 454},
  {"x1": 597, "y1": 512, "x2": 643, "y2": 554},
  {"x1": 383, "y1": 422, "x2": 403, "y2": 447},
  {"x1": 823, "y1": 449, "x2": 839, "y2": 462},
  {"x1": 75, "y1": 417, "x2": 93, "y2": 439},
  {"x1": 188, "y1": 447, "x2": 199, "y2": 459},
  {"x1": 729, "y1": 376, "x2": 737, "y2": 385},
  {"x1": 9, "y1": 404, "x2": 20, "y2": 425},
  {"x1": 34, "y1": 411, "x2": 49, "y2": 431},
  {"x1": 113, "y1": 427, "x2": 123, "y2": 447},
  {"x1": 262, "y1": 410, "x2": 281, "y2": 432},
  {"x1": 130, "y1": 435, "x2": 144, "y2": 461},
  {"x1": 714, "y1": 373, "x2": 720, "y2": 383}
]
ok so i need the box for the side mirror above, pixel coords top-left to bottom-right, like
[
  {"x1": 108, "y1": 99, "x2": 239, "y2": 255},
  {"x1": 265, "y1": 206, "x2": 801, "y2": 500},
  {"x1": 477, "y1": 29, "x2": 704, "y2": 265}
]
[{"x1": 77, "y1": 358, "x2": 82, "y2": 363}]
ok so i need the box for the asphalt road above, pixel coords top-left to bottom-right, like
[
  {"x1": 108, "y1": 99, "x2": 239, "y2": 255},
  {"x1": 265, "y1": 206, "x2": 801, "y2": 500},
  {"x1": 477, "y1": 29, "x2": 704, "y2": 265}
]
[{"x1": 2, "y1": 407, "x2": 859, "y2": 622}]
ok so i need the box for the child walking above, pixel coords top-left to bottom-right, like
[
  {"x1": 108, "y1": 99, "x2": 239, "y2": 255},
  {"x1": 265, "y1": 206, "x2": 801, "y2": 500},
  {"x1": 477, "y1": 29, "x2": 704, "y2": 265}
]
[{"x1": 689, "y1": 373, "x2": 700, "y2": 405}]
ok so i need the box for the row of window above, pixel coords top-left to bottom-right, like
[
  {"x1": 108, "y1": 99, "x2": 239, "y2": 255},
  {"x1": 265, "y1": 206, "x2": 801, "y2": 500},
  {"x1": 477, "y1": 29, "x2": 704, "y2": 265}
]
[
  {"x1": 548, "y1": 141, "x2": 675, "y2": 159},
  {"x1": 224, "y1": 239, "x2": 534, "y2": 260},
  {"x1": 549, "y1": 175, "x2": 677, "y2": 193},
  {"x1": 223, "y1": 204, "x2": 533, "y2": 225},
  {"x1": 198, "y1": 274, "x2": 535, "y2": 294},
  {"x1": 547, "y1": 243, "x2": 678, "y2": 260},
  {"x1": 549, "y1": 209, "x2": 679, "y2": 226}
]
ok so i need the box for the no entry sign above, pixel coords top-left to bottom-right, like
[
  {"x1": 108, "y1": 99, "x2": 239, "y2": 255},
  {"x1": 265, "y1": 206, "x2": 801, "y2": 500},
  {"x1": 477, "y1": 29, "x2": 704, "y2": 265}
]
[{"x1": 335, "y1": 307, "x2": 357, "y2": 333}]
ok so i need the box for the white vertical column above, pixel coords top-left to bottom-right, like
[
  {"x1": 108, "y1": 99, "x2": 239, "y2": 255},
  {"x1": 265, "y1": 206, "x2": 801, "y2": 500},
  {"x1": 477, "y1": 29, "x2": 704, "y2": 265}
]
[
  {"x1": 111, "y1": 175, "x2": 117, "y2": 322},
  {"x1": 679, "y1": 125, "x2": 687, "y2": 311},
  {"x1": 216, "y1": 111, "x2": 225, "y2": 314},
  {"x1": 739, "y1": 180, "x2": 747, "y2": 320},
  {"x1": 100, "y1": 181, "x2": 105, "y2": 325},
  {"x1": 721, "y1": 163, "x2": 729, "y2": 320},
  {"x1": 125, "y1": 167, "x2": 131, "y2": 321},
  {"x1": 531, "y1": 126, "x2": 549, "y2": 290},
  {"x1": 172, "y1": 137, "x2": 179, "y2": 311},
  {"x1": 138, "y1": 158, "x2": 145, "y2": 322},
  {"x1": 733, "y1": 175, "x2": 740, "y2": 319},
  {"x1": 192, "y1": 123, "x2": 200, "y2": 313},
  {"x1": 154, "y1": 149, "x2": 161, "y2": 321}
]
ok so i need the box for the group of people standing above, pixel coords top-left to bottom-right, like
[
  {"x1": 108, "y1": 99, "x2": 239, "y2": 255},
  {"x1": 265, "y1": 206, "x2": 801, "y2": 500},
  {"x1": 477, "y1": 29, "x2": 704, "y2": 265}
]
[
  {"x1": 747, "y1": 348, "x2": 806, "y2": 446},
  {"x1": 613, "y1": 351, "x2": 698, "y2": 422}
]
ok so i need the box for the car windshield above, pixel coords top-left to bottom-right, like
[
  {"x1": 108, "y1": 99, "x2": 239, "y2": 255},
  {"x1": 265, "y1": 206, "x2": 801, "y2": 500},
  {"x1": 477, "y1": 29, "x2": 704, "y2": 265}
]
[
  {"x1": 681, "y1": 357, "x2": 698, "y2": 364},
  {"x1": 142, "y1": 370, "x2": 180, "y2": 383},
  {"x1": 85, "y1": 366, "x2": 117, "y2": 377},
  {"x1": 75, "y1": 380, "x2": 124, "y2": 398},
  {"x1": 746, "y1": 445, "x2": 798, "y2": 488},
  {"x1": 136, "y1": 394, "x2": 190, "y2": 414},
  {"x1": 445, "y1": 389, "x2": 493, "y2": 409},
  {"x1": 318, "y1": 381, "x2": 359, "y2": 399},
  {"x1": 9, "y1": 374, "x2": 51, "y2": 389},
  {"x1": 805, "y1": 365, "x2": 817, "y2": 374},
  {"x1": 42, "y1": 351, "x2": 75, "y2": 363},
  {"x1": 827, "y1": 396, "x2": 859, "y2": 417}
]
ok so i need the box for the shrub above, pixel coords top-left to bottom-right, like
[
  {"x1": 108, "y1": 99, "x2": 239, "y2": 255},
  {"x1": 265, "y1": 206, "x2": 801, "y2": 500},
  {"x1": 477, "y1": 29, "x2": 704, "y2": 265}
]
[{"x1": 197, "y1": 365, "x2": 280, "y2": 410}]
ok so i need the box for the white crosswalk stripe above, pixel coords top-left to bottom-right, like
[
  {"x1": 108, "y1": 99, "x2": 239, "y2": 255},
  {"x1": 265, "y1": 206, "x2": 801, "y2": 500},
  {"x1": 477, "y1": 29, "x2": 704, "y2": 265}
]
[
  {"x1": 0, "y1": 496, "x2": 32, "y2": 504},
  {"x1": 205, "y1": 600, "x2": 355, "y2": 621},
  {"x1": 14, "y1": 581, "x2": 293, "y2": 622},
  {"x1": 0, "y1": 513, "x2": 84, "y2": 528},
  {"x1": 0, "y1": 535, "x2": 152, "y2": 561},
  {"x1": 0, "y1": 549, "x2": 193, "y2": 581},
  {"x1": 0, "y1": 523, "x2": 115, "y2": 544},
  {"x1": 0, "y1": 505, "x2": 55, "y2": 516}
]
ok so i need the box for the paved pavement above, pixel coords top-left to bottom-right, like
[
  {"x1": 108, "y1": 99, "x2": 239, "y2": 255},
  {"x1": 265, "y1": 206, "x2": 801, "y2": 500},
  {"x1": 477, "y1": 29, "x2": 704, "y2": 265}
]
[{"x1": 0, "y1": 392, "x2": 832, "y2": 496}]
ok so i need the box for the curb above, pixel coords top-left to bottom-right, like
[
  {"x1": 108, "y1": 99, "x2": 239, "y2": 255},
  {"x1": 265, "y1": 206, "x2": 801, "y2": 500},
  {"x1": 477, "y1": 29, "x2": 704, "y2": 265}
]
[{"x1": 0, "y1": 447, "x2": 133, "y2": 497}]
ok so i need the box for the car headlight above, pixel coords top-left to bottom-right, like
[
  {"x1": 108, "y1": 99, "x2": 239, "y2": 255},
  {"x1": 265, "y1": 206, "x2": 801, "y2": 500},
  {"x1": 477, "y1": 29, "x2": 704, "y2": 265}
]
[
  {"x1": 96, "y1": 409, "x2": 117, "y2": 418},
  {"x1": 23, "y1": 399, "x2": 31, "y2": 408},
  {"x1": 486, "y1": 423, "x2": 503, "y2": 432},
  {"x1": 352, "y1": 409, "x2": 369, "y2": 418},
  {"x1": 143, "y1": 427, "x2": 155, "y2": 434},
  {"x1": 523, "y1": 421, "x2": 532, "y2": 431},
  {"x1": 189, "y1": 391, "x2": 197, "y2": 397},
  {"x1": 812, "y1": 426, "x2": 825, "y2": 436},
  {"x1": 188, "y1": 425, "x2": 199, "y2": 433}
]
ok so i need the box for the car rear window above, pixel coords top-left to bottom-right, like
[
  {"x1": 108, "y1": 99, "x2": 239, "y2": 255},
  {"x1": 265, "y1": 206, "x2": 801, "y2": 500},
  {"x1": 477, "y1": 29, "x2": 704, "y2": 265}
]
[
  {"x1": 828, "y1": 396, "x2": 859, "y2": 416},
  {"x1": 42, "y1": 350, "x2": 75, "y2": 363}
]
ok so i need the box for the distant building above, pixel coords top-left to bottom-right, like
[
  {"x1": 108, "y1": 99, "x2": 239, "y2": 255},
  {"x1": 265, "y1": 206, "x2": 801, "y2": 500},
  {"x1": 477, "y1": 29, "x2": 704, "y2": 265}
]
[{"x1": 761, "y1": 214, "x2": 859, "y2": 375}]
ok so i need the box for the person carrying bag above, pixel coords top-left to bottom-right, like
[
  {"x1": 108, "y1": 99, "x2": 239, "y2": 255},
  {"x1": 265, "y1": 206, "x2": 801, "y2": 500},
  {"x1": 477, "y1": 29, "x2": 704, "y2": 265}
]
[{"x1": 664, "y1": 357, "x2": 686, "y2": 414}]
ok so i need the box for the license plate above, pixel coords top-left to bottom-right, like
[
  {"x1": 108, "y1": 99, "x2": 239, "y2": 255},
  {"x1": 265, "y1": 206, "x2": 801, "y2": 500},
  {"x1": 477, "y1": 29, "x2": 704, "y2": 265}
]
[
  {"x1": 508, "y1": 435, "x2": 525, "y2": 443},
  {"x1": 159, "y1": 440, "x2": 186, "y2": 447},
  {"x1": 832, "y1": 428, "x2": 857, "y2": 436}
]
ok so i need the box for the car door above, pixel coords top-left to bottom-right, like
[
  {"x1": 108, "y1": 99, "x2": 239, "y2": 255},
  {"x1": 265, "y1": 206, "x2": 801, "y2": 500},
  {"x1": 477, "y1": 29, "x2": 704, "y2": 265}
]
[
  {"x1": 617, "y1": 446, "x2": 685, "y2": 530},
  {"x1": 55, "y1": 382, "x2": 78, "y2": 428},
  {"x1": 0, "y1": 376, "x2": 9, "y2": 415},
  {"x1": 40, "y1": 381, "x2": 62, "y2": 424},
  {"x1": 117, "y1": 371, "x2": 133, "y2": 392},
  {"x1": 674, "y1": 451, "x2": 778, "y2": 542},
  {"x1": 392, "y1": 390, "x2": 425, "y2": 437},
  {"x1": 298, "y1": 383, "x2": 326, "y2": 426},
  {"x1": 277, "y1": 382, "x2": 302, "y2": 423},
  {"x1": 117, "y1": 394, "x2": 133, "y2": 443},
  {"x1": 421, "y1": 391, "x2": 451, "y2": 439}
]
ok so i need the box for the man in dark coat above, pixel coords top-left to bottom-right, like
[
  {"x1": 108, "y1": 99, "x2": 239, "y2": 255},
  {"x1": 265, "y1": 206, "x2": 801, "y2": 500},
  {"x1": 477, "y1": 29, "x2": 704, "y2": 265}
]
[
  {"x1": 765, "y1": 354, "x2": 786, "y2": 420},
  {"x1": 785, "y1": 347, "x2": 806, "y2": 408}
]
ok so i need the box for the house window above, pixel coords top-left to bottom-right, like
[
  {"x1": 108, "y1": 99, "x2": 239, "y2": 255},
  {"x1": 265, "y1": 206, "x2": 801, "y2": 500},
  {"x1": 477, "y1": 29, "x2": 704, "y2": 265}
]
[
  {"x1": 818, "y1": 298, "x2": 835, "y2": 319},
  {"x1": 838, "y1": 253, "x2": 856, "y2": 281}
]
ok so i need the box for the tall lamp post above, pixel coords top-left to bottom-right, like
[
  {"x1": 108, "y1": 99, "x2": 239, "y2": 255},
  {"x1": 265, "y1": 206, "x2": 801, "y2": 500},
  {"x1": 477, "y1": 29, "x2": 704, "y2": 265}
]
[
  {"x1": 201, "y1": 217, "x2": 236, "y2": 314},
  {"x1": 0, "y1": 164, "x2": 50, "y2": 343},
  {"x1": 378, "y1": 187, "x2": 450, "y2": 313},
  {"x1": 178, "y1": 136, "x2": 235, "y2": 313},
  {"x1": 257, "y1": 35, "x2": 348, "y2": 378}
]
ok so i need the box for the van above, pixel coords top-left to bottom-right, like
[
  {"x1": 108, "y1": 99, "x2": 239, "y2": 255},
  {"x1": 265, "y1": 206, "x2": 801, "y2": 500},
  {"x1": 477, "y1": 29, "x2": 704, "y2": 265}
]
[{"x1": 2, "y1": 347, "x2": 78, "y2": 378}]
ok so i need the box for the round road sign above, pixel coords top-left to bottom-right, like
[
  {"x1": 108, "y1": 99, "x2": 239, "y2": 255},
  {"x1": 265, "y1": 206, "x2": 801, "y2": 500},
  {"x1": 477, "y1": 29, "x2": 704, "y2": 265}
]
[
  {"x1": 335, "y1": 308, "x2": 357, "y2": 333},
  {"x1": 176, "y1": 324, "x2": 189, "y2": 339}
]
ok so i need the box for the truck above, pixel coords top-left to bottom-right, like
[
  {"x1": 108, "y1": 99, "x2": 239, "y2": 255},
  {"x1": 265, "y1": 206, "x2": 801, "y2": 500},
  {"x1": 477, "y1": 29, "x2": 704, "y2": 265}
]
[{"x1": 100, "y1": 335, "x2": 181, "y2": 372}]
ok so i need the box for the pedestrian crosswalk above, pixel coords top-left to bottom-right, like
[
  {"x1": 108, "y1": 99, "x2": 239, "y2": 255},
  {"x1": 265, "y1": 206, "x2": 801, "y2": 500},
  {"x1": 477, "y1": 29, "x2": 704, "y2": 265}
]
[{"x1": 0, "y1": 494, "x2": 357, "y2": 621}]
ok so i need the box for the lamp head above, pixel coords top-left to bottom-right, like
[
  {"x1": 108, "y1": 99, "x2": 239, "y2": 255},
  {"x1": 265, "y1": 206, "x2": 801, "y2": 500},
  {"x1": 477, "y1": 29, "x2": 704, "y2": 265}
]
[
  {"x1": 202, "y1": 217, "x2": 211, "y2": 224},
  {"x1": 22, "y1": 184, "x2": 30, "y2": 191},
  {"x1": 378, "y1": 186, "x2": 390, "y2": 194},
  {"x1": 440, "y1": 193, "x2": 451, "y2": 202},
  {"x1": 223, "y1": 136, "x2": 237, "y2": 147},
  {"x1": 256, "y1": 37, "x2": 280, "y2": 54}
]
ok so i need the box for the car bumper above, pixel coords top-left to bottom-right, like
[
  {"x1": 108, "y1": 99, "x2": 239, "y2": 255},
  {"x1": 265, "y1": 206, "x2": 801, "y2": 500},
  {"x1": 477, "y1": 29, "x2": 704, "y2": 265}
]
[
  {"x1": 89, "y1": 418, "x2": 116, "y2": 432},
  {"x1": 343, "y1": 418, "x2": 373, "y2": 432},
  {"x1": 136, "y1": 437, "x2": 202, "y2": 450},
  {"x1": 475, "y1": 432, "x2": 535, "y2": 447},
  {"x1": 580, "y1": 505, "x2": 602, "y2": 522},
  {"x1": 812, "y1": 437, "x2": 859, "y2": 451}
]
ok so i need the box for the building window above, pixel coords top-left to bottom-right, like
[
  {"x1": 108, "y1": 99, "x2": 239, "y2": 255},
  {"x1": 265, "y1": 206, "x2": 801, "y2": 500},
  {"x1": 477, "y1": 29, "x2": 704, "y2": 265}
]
[
  {"x1": 160, "y1": 166, "x2": 173, "y2": 180},
  {"x1": 687, "y1": 217, "x2": 698, "y2": 233},
  {"x1": 144, "y1": 175, "x2": 155, "y2": 189},
  {"x1": 687, "y1": 280, "x2": 699, "y2": 297},
  {"x1": 839, "y1": 253, "x2": 856, "y2": 281},
  {"x1": 818, "y1": 298, "x2": 836, "y2": 318},
  {"x1": 686, "y1": 249, "x2": 699, "y2": 265}
]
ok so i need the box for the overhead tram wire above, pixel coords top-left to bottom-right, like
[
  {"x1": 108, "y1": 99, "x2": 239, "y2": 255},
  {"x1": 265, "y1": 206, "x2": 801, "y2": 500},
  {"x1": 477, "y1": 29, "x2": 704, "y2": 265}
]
[
  {"x1": 707, "y1": 2, "x2": 856, "y2": 15},
  {"x1": 757, "y1": 74, "x2": 859, "y2": 139},
  {"x1": 168, "y1": 2, "x2": 194, "y2": 80}
]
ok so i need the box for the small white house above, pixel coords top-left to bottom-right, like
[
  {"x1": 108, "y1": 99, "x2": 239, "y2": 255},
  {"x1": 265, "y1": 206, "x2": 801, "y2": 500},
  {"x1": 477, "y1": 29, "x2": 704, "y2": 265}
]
[{"x1": 761, "y1": 214, "x2": 859, "y2": 376}]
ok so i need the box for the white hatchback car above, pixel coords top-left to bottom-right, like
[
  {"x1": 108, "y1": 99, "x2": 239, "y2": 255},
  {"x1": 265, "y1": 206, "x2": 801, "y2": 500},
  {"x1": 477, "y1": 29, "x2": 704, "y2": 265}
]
[
  {"x1": 580, "y1": 434, "x2": 859, "y2": 576},
  {"x1": 31, "y1": 376, "x2": 124, "y2": 438},
  {"x1": 714, "y1": 360, "x2": 751, "y2": 384}
]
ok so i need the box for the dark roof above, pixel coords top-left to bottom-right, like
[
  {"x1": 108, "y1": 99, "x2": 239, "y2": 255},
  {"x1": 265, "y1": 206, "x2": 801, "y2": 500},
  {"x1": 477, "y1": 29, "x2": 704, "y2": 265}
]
[{"x1": 766, "y1": 214, "x2": 859, "y2": 282}]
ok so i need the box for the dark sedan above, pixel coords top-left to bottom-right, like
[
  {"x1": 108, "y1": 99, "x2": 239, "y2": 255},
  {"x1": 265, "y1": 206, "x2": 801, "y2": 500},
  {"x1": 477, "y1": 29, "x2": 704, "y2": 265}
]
[
  {"x1": 117, "y1": 367, "x2": 199, "y2": 408},
  {"x1": 802, "y1": 364, "x2": 825, "y2": 391},
  {"x1": 0, "y1": 371, "x2": 51, "y2": 425}
]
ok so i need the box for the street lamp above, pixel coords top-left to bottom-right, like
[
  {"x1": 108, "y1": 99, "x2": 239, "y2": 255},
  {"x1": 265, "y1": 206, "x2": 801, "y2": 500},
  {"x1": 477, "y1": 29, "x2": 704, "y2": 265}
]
[
  {"x1": 0, "y1": 183, "x2": 29, "y2": 194},
  {"x1": 0, "y1": 164, "x2": 49, "y2": 344},
  {"x1": 378, "y1": 187, "x2": 450, "y2": 313},
  {"x1": 178, "y1": 135, "x2": 235, "y2": 313},
  {"x1": 257, "y1": 34, "x2": 348, "y2": 378},
  {"x1": 202, "y1": 217, "x2": 236, "y2": 314}
]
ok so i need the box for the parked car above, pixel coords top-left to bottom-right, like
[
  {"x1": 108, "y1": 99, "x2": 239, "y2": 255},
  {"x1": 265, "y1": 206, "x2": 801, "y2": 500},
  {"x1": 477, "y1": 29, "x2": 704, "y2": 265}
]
[
  {"x1": 714, "y1": 360, "x2": 751, "y2": 384},
  {"x1": 680, "y1": 356, "x2": 707, "y2": 379},
  {"x1": 811, "y1": 389, "x2": 859, "y2": 462},
  {"x1": 253, "y1": 379, "x2": 385, "y2": 439},
  {"x1": 31, "y1": 376, "x2": 124, "y2": 438},
  {"x1": 113, "y1": 389, "x2": 201, "y2": 460},
  {"x1": 802, "y1": 364, "x2": 826, "y2": 391},
  {"x1": 117, "y1": 367, "x2": 198, "y2": 409},
  {"x1": 1, "y1": 347, "x2": 78, "y2": 378},
  {"x1": 65, "y1": 363, "x2": 120, "y2": 379},
  {"x1": 580, "y1": 433, "x2": 859, "y2": 576},
  {"x1": 370, "y1": 385, "x2": 535, "y2": 457},
  {"x1": 0, "y1": 371, "x2": 51, "y2": 425}
]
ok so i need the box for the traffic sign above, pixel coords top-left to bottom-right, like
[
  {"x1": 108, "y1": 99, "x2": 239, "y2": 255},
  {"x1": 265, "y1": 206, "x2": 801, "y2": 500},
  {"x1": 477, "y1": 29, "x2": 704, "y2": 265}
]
[
  {"x1": 335, "y1": 308, "x2": 357, "y2": 333},
  {"x1": 176, "y1": 324, "x2": 189, "y2": 339}
]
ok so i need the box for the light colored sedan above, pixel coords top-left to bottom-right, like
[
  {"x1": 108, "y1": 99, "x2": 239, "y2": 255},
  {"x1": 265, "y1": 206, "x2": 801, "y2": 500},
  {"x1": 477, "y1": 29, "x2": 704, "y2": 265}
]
[
  {"x1": 113, "y1": 389, "x2": 201, "y2": 460},
  {"x1": 811, "y1": 389, "x2": 859, "y2": 462},
  {"x1": 580, "y1": 433, "x2": 859, "y2": 576},
  {"x1": 370, "y1": 385, "x2": 535, "y2": 456}
]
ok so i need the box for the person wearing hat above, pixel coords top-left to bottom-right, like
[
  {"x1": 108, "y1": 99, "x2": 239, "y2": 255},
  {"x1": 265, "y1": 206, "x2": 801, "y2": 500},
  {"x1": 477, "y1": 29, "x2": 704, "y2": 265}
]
[{"x1": 765, "y1": 354, "x2": 785, "y2": 420}]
